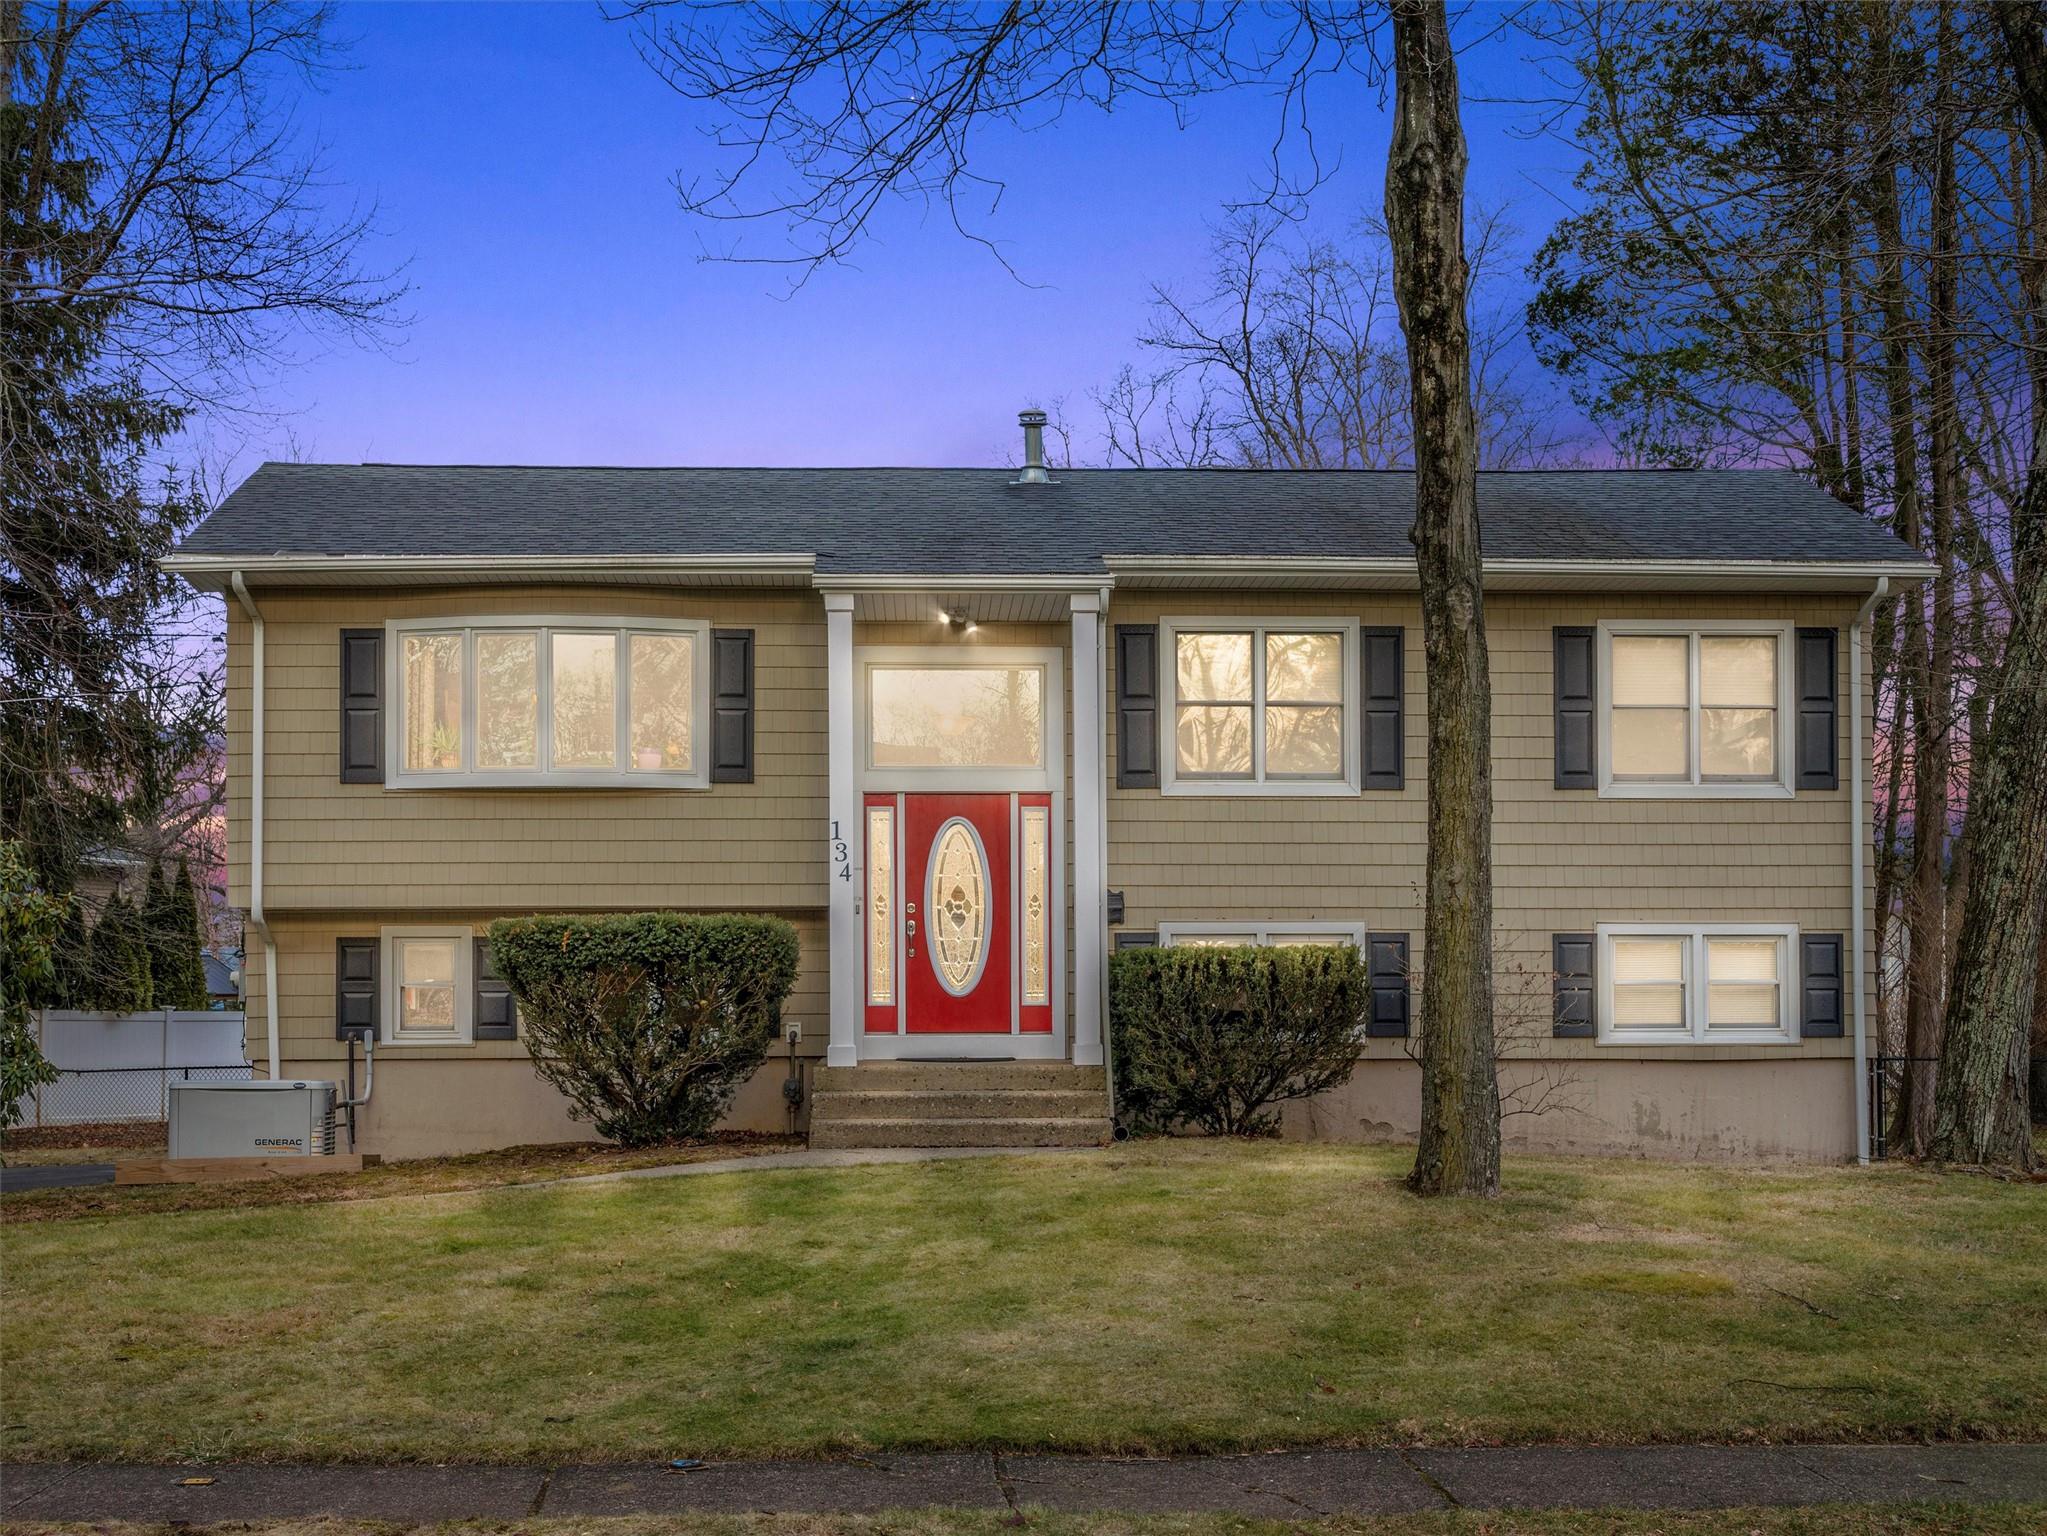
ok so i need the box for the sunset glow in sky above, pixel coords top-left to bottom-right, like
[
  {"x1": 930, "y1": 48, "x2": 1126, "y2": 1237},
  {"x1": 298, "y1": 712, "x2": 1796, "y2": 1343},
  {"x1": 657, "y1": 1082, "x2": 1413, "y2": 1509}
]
[{"x1": 221, "y1": 3, "x2": 1588, "y2": 483}]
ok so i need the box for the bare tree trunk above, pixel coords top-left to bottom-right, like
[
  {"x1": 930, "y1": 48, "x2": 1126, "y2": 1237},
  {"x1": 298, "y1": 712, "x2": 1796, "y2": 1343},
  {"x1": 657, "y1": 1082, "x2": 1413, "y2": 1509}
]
[
  {"x1": 1912, "y1": 0, "x2": 1962, "y2": 1150},
  {"x1": 1386, "y1": 0, "x2": 1500, "y2": 1198},
  {"x1": 1929, "y1": 0, "x2": 2047, "y2": 1171},
  {"x1": 1863, "y1": 3, "x2": 1939, "y2": 1150}
]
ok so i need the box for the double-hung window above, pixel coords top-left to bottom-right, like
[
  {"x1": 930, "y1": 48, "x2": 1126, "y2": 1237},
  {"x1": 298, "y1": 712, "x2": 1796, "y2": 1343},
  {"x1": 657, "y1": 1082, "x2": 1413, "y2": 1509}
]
[
  {"x1": 381, "y1": 927, "x2": 473, "y2": 1044},
  {"x1": 1161, "y1": 619, "x2": 1358, "y2": 793},
  {"x1": 1598, "y1": 923, "x2": 1796, "y2": 1044},
  {"x1": 389, "y1": 618, "x2": 709, "y2": 788},
  {"x1": 1158, "y1": 921, "x2": 1365, "y2": 948},
  {"x1": 1599, "y1": 621, "x2": 1794, "y2": 796}
]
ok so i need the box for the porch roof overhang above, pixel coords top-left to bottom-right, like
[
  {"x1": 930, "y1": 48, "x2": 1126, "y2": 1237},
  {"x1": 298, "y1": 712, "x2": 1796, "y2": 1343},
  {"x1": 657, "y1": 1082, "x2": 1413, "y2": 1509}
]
[{"x1": 813, "y1": 573, "x2": 1110, "y2": 623}]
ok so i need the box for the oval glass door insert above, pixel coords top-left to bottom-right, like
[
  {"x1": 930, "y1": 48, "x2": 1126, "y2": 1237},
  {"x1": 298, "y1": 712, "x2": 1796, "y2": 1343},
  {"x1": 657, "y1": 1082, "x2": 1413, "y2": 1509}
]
[{"x1": 927, "y1": 817, "x2": 990, "y2": 995}]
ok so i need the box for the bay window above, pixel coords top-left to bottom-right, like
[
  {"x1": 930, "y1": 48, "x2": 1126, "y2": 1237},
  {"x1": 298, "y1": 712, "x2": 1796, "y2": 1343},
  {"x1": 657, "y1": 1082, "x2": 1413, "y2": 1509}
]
[
  {"x1": 1599, "y1": 622, "x2": 1794, "y2": 796},
  {"x1": 1158, "y1": 921, "x2": 1365, "y2": 948},
  {"x1": 389, "y1": 617, "x2": 708, "y2": 787},
  {"x1": 1160, "y1": 619, "x2": 1359, "y2": 793},
  {"x1": 1598, "y1": 923, "x2": 1797, "y2": 1044}
]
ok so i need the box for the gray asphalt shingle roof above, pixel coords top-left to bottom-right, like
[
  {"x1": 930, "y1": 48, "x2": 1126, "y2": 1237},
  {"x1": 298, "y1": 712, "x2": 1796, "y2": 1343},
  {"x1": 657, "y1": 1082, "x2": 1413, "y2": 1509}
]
[{"x1": 177, "y1": 463, "x2": 1921, "y2": 574}]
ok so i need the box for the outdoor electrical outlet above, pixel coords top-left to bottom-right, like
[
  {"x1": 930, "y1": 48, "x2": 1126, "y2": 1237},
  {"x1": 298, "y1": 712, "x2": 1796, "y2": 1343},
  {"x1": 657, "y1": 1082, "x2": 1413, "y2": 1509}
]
[{"x1": 785, "y1": 1021, "x2": 801, "y2": 1045}]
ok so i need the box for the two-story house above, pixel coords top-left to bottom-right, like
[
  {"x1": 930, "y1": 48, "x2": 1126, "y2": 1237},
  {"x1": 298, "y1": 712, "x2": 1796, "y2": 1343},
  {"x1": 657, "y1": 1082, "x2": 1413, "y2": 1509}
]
[{"x1": 164, "y1": 413, "x2": 1931, "y2": 1161}]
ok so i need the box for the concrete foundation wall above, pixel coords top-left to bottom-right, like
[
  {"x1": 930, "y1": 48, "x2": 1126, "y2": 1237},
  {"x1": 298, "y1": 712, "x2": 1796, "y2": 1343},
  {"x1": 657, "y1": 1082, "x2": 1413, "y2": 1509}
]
[
  {"x1": 1282, "y1": 1056, "x2": 1857, "y2": 1162},
  {"x1": 284, "y1": 1052, "x2": 806, "y2": 1161}
]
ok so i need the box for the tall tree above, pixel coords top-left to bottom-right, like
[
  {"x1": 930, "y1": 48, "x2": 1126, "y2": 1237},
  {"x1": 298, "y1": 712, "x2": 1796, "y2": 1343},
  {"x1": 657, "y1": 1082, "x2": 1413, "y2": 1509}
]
[
  {"x1": 621, "y1": 0, "x2": 1504, "y2": 1191},
  {"x1": 1, "y1": 2, "x2": 401, "y2": 895},
  {"x1": 1529, "y1": 2, "x2": 2035, "y2": 1151},
  {"x1": 1385, "y1": 0, "x2": 1499, "y2": 1196},
  {"x1": 1928, "y1": 0, "x2": 2047, "y2": 1172}
]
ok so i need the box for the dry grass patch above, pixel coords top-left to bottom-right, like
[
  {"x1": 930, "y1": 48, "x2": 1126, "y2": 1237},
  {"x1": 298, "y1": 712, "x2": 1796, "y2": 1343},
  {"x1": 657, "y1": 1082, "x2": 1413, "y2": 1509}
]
[
  {"x1": 0, "y1": 1132, "x2": 799, "y2": 1221},
  {"x1": 2, "y1": 1143, "x2": 2042, "y2": 1461}
]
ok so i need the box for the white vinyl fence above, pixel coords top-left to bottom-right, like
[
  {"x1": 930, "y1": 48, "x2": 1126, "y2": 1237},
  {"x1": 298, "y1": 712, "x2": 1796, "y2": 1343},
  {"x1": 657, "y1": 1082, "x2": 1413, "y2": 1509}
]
[{"x1": 14, "y1": 1010, "x2": 250, "y2": 1126}]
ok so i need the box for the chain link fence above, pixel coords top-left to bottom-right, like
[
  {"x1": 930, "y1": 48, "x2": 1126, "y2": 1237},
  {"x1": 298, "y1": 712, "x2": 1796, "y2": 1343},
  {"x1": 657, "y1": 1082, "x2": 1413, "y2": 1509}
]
[
  {"x1": 31, "y1": 1063, "x2": 253, "y2": 1125},
  {"x1": 14, "y1": 1010, "x2": 250, "y2": 1127}
]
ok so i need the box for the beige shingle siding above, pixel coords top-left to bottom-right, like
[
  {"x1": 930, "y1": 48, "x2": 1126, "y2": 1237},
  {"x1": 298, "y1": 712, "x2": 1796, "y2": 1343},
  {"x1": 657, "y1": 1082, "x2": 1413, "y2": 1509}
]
[
  {"x1": 246, "y1": 910, "x2": 830, "y2": 1062},
  {"x1": 1106, "y1": 590, "x2": 1868, "y2": 1063},
  {"x1": 225, "y1": 586, "x2": 827, "y2": 912}
]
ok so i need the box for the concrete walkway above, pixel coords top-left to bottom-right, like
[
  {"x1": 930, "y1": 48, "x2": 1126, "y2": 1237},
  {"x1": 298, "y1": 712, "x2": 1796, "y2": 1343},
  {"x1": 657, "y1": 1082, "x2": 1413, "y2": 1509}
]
[
  {"x1": 555, "y1": 1143, "x2": 1105, "y2": 1188},
  {"x1": 4, "y1": 1446, "x2": 2042, "y2": 1522}
]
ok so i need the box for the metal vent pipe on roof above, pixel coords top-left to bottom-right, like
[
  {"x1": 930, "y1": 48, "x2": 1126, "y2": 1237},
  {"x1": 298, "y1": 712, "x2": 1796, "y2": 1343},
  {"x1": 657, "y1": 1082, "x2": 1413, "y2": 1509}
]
[{"x1": 1013, "y1": 408, "x2": 1052, "y2": 485}]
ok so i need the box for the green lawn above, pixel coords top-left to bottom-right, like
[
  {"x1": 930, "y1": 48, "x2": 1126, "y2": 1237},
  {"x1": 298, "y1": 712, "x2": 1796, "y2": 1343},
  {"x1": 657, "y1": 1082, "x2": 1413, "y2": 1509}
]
[
  {"x1": 10, "y1": 1509, "x2": 2045, "y2": 1536},
  {"x1": 2, "y1": 1144, "x2": 2042, "y2": 1462}
]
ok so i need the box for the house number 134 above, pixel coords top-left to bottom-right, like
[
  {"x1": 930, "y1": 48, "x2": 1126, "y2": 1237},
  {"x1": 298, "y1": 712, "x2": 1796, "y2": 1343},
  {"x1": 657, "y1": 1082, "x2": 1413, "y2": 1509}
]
[{"x1": 830, "y1": 820, "x2": 850, "y2": 881}]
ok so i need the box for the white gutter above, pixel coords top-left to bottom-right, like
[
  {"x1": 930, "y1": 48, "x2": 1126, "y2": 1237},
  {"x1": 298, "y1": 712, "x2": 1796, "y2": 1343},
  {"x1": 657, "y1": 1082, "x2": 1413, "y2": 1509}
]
[
  {"x1": 813, "y1": 573, "x2": 1116, "y2": 593},
  {"x1": 165, "y1": 552, "x2": 816, "y2": 589},
  {"x1": 1851, "y1": 576, "x2": 1889, "y2": 1165},
  {"x1": 1104, "y1": 554, "x2": 1937, "y2": 586},
  {"x1": 229, "y1": 572, "x2": 280, "y2": 1082}
]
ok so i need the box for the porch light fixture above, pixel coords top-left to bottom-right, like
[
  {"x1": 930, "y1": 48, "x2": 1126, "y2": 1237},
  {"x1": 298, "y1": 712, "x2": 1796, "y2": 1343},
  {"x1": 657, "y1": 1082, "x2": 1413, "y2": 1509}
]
[{"x1": 941, "y1": 608, "x2": 975, "y2": 634}]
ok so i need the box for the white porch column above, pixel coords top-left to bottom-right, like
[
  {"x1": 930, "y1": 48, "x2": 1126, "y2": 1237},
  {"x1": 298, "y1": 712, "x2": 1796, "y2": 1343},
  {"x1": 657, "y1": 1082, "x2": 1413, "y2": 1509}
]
[
  {"x1": 1070, "y1": 591, "x2": 1106, "y2": 1067},
  {"x1": 824, "y1": 593, "x2": 860, "y2": 1068}
]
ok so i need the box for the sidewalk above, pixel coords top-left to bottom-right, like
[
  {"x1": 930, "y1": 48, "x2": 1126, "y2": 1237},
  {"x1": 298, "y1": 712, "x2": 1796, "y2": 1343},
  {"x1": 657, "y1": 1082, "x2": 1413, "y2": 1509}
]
[{"x1": 5, "y1": 1445, "x2": 2043, "y2": 1522}]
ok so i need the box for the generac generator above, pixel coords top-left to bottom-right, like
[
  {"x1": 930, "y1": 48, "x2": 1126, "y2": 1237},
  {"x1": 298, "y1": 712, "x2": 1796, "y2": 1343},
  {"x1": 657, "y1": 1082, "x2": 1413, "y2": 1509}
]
[{"x1": 168, "y1": 1080, "x2": 338, "y2": 1158}]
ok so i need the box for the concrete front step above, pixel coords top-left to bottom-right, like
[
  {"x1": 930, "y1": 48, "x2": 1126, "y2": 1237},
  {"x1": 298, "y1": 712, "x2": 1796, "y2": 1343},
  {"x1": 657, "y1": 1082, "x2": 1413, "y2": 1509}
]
[
  {"x1": 811, "y1": 1088, "x2": 1107, "y2": 1122},
  {"x1": 813, "y1": 1062, "x2": 1105, "y2": 1094},
  {"x1": 809, "y1": 1116, "x2": 1112, "y2": 1150}
]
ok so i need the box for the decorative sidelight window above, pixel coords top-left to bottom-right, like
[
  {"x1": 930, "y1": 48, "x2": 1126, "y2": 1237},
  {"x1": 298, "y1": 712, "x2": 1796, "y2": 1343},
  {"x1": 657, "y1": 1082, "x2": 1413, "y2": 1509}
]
[
  {"x1": 1598, "y1": 923, "x2": 1796, "y2": 1044},
  {"x1": 1159, "y1": 620, "x2": 1358, "y2": 794},
  {"x1": 1021, "y1": 803, "x2": 1050, "y2": 1006},
  {"x1": 866, "y1": 804, "x2": 895, "y2": 1005},
  {"x1": 1599, "y1": 622, "x2": 1794, "y2": 796},
  {"x1": 388, "y1": 618, "x2": 709, "y2": 788}
]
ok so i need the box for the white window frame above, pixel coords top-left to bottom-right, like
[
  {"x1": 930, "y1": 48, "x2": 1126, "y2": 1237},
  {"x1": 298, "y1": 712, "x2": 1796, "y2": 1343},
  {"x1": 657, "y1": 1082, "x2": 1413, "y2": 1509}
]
[
  {"x1": 1158, "y1": 920, "x2": 1367, "y2": 948},
  {"x1": 1159, "y1": 617, "x2": 1361, "y2": 796},
  {"x1": 1596, "y1": 619, "x2": 1796, "y2": 799},
  {"x1": 855, "y1": 645, "x2": 1064, "y2": 792},
  {"x1": 380, "y1": 925, "x2": 474, "y2": 1046},
  {"x1": 1596, "y1": 922, "x2": 1798, "y2": 1045},
  {"x1": 386, "y1": 615, "x2": 712, "y2": 789}
]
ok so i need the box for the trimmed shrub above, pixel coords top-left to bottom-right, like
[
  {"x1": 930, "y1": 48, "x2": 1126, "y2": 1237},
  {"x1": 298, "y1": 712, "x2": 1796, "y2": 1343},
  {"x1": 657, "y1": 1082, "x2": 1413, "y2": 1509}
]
[
  {"x1": 486, "y1": 912, "x2": 800, "y2": 1146},
  {"x1": 1111, "y1": 943, "x2": 1368, "y2": 1136}
]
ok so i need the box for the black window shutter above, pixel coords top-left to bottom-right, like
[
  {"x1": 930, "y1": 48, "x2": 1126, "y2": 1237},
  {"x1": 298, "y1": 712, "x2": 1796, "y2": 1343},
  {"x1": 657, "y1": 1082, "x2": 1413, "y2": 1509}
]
[
  {"x1": 1115, "y1": 625, "x2": 1160, "y2": 788},
  {"x1": 1554, "y1": 627, "x2": 1596, "y2": 789},
  {"x1": 1796, "y1": 628, "x2": 1839, "y2": 790},
  {"x1": 1366, "y1": 932, "x2": 1411, "y2": 1038},
  {"x1": 1114, "y1": 930, "x2": 1159, "y2": 950},
  {"x1": 336, "y1": 938, "x2": 379, "y2": 1040},
  {"x1": 1800, "y1": 932, "x2": 1845, "y2": 1038},
  {"x1": 1361, "y1": 626, "x2": 1405, "y2": 790},
  {"x1": 339, "y1": 629, "x2": 384, "y2": 784},
  {"x1": 474, "y1": 936, "x2": 518, "y2": 1041},
  {"x1": 1552, "y1": 933, "x2": 1595, "y2": 1038},
  {"x1": 709, "y1": 629, "x2": 755, "y2": 783}
]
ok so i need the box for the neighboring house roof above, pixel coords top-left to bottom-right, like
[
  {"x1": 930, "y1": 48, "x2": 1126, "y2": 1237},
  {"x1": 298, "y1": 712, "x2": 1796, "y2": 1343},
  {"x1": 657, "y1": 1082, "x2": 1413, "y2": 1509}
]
[
  {"x1": 172, "y1": 463, "x2": 1924, "y2": 579},
  {"x1": 202, "y1": 950, "x2": 241, "y2": 998}
]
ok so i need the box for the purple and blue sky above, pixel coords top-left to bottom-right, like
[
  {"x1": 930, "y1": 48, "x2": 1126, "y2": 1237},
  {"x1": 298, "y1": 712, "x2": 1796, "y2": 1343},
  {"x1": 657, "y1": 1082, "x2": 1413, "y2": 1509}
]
[{"x1": 224, "y1": 3, "x2": 1587, "y2": 482}]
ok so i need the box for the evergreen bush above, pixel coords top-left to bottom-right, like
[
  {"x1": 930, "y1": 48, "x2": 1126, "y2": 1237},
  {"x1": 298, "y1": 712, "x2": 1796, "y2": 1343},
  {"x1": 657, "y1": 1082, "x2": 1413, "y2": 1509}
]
[
  {"x1": 1, "y1": 841, "x2": 66, "y2": 1133},
  {"x1": 485, "y1": 912, "x2": 801, "y2": 1146},
  {"x1": 89, "y1": 889, "x2": 153, "y2": 1012},
  {"x1": 1110, "y1": 942, "x2": 1368, "y2": 1136}
]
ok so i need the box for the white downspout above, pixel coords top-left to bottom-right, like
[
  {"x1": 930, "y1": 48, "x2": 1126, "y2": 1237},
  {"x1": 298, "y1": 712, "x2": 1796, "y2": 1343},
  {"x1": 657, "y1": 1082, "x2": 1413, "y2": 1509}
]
[
  {"x1": 1851, "y1": 576, "x2": 1888, "y2": 1165},
  {"x1": 229, "y1": 571, "x2": 280, "y2": 1082}
]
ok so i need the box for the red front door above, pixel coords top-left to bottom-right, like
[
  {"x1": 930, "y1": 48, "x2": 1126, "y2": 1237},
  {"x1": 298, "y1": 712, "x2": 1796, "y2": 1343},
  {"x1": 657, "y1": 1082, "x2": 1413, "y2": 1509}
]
[{"x1": 904, "y1": 793, "x2": 1013, "y2": 1032}]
